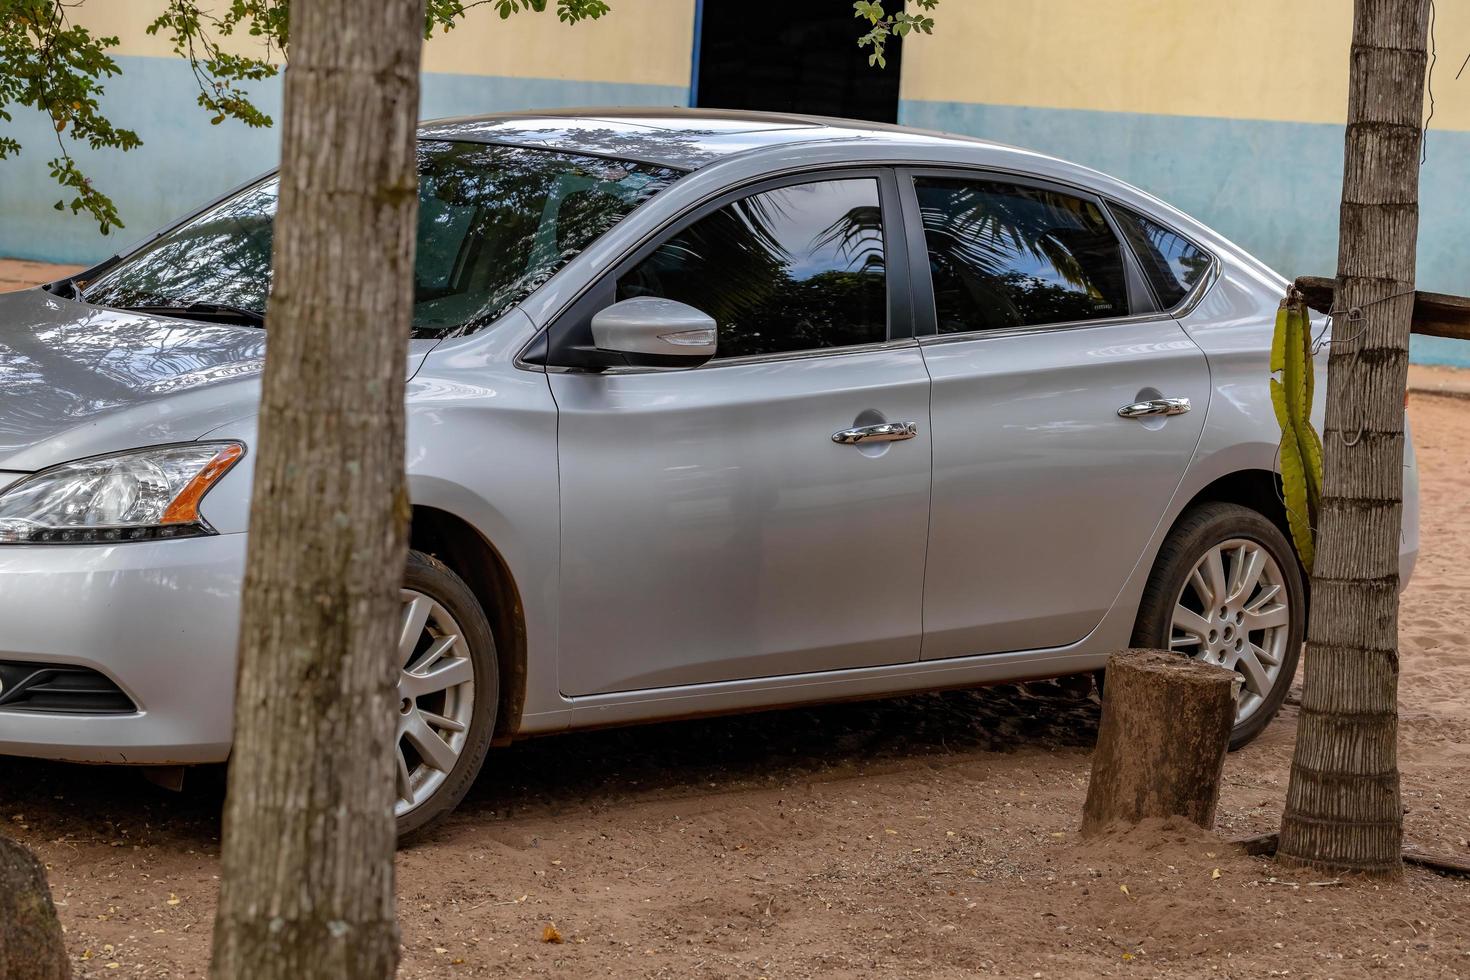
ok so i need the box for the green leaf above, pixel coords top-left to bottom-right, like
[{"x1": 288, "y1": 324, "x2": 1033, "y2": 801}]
[
  {"x1": 1269, "y1": 290, "x2": 1323, "y2": 571},
  {"x1": 1269, "y1": 305, "x2": 1287, "y2": 374},
  {"x1": 1277, "y1": 423, "x2": 1315, "y2": 571}
]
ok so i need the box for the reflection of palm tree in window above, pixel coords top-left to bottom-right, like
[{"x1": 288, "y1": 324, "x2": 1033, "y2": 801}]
[
  {"x1": 617, "y1": 179, "x2": 888, "y2": 359},
  {"x1": 813, "y1": 204, "x2": 884, "y2": 274},
  {"x1": 1177, "y1": 249, "x2": 1211, "y2": 287},
  {"x1": 928, "y1": 189, "x2": 1097, "y2": 287},
  {"x1": 619, "y1": 197, "x2": 788, "y2": 329},
  {"x1": 1111, "y1": 207, "x2": 1211, "y2": 307},
  {"x1": 916, "y1": 180, "x2": 1129, "y2": 332}
]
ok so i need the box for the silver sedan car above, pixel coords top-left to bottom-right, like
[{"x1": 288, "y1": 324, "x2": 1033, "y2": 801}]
[{"x1": 0, "y1": 109, "x2": 1420, "y2": 834}]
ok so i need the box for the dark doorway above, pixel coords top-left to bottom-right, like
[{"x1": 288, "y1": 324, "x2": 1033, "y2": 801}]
[{"x1": 693, "y1": 1, "x2": 902, "y2": 124}]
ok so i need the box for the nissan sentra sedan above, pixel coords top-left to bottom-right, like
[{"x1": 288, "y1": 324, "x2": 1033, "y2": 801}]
[{"x1": 0, "y1": 109, "x2": 1420, "y2": 835}]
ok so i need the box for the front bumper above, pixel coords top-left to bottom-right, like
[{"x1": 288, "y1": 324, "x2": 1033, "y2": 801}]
[{"x1": 0, "y1": 534, "x2": 245, "y2": 764}]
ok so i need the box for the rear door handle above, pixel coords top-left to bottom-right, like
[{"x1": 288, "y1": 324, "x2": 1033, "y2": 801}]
[
  {"x1": 831, "y1": 421, "x2": 919, "y2": 445},
  {"x1": 1117, "y1": 397, "x2": 1192, "y2": 419}
]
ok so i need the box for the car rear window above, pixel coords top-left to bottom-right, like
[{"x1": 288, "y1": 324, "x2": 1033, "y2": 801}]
[{"x1": 1110, "y1": 204, "x2": 1212, "y2": 308}]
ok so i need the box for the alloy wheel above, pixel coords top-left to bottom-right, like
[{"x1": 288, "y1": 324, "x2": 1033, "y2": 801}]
[
  {"x1": 395, "y1": 589, "x2": 476, "y2": 818},
  {"x1": 1168, "y1": 538, "x2": 1291, "y2": 724}
]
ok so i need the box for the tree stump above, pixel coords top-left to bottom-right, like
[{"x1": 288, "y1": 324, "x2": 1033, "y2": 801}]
[
  {"x1": 1081, "y1": 649, "x2": 1237, "y2": 836},
  {"x1": 0, "y1": 836, "x2": 70, "y2": 979}
]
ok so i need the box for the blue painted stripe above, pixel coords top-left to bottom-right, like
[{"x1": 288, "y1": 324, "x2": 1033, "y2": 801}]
[
  {"x1": 1412, "y1": 336, "x2": 1470, "y2": 369},
  {"x1": 0, "y1": 54, "x2": 686, "y2": 266},
  {"x1": 900, "y1": 98, "x2": 1470, "y2": 366}
]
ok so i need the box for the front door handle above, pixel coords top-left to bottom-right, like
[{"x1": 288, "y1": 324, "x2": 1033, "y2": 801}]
[
  {"x1": 832, "y1": 421, "x2": 919, "y2": 445},
  {"x1": 1117, "y1": 397, "x2": 1192, "y2": 419}
]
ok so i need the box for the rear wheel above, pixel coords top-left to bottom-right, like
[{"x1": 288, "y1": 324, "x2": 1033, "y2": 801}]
[
  {"x1": 1127, "y1": 502, "x2": 1305, "y2": 750},
  {"x1": 394, "y1": 550, "x2": 498, "y2": 839}
]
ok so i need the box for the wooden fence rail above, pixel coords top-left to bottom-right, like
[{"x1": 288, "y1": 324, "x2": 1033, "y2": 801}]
[{"x1": 1294, "y1": 275, "x2": 1470, "y2": 343}]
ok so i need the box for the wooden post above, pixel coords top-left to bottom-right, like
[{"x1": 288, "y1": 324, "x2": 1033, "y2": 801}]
[
  {"x1": 0, "y1": 836, "x2": 70, "y2": 979},
  {"x1": 1081, "y1": 649, "x2": 1237, "y2": 836}
]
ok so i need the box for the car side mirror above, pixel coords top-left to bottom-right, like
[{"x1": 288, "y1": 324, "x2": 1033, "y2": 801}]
[{"x1": 590, "y1": 297, "x2": 717, "y2": 368}]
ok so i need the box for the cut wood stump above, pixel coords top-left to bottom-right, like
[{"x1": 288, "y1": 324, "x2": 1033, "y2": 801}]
[
  {"x1": 1081, "y1": 649, "x2": 1237, "y2": 836},
  {"x1": 0, "y1": 835, "x2": 70, "y2": 979}
]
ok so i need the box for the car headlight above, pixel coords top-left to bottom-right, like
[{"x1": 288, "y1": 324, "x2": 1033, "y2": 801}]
[{"x1": 0, "y1": 443, "x2": 244, "y2": 544}]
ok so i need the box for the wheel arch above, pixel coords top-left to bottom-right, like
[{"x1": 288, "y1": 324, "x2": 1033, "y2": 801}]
[
  {"x1": 1180, "y1": 469, "x2": 1290, "y2": 543},
  {"x1": 1164, "y1": 467, "x2": 1309, "y2": 609},
  {"x1": 409, "y1": 505, "x2": 527, "y2": 745}
]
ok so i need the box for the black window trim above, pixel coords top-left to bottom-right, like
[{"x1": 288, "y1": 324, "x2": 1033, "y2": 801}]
[
  {"x1": 1102, "y1": 199, "x2": 1219, "y2": 316},
  {"x1": 529, "y1": 166, "x2": 914, "y2": 373},
  {"x1": 897, "y1": 165, "x2": 1185, "y2": 345}
]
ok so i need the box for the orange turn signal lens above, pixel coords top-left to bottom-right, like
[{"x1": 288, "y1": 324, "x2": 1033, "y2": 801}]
[{"x1": 161, "y1": 443, "x2": 245, "y2": 525}]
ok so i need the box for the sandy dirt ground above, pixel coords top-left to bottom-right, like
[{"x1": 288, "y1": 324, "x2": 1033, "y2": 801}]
[
  {"x1": 2, "y1": 260, "x2": 1470, "y2": 977},
  {"x1": 0, "y1": 258, "x2": 83, "y2": 293}
]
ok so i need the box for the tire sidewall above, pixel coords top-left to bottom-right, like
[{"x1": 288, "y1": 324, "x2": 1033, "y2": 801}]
[
  {"x1": 1132, "y1": 503, "x2": 1306, "y2": 750},
  {"x1": 396, "y1": 550, "x2": 499, "y2": 842}
]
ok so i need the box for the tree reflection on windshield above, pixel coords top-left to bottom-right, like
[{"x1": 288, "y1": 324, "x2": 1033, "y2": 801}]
[{"x1": 81, "y1": 142, "x2": 682, "y2": 337}]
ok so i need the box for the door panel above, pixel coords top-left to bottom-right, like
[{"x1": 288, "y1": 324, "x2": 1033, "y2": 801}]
[
  {"x1": 919, "y1": 319, "x2": 1209, "y2": 659},
  {"x1": 552, "y1": 348, "x2": 931, "y2": 695}
]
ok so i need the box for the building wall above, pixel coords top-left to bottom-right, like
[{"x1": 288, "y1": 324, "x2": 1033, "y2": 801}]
[
  {"x1": 0, "y1": 1, "x2": 694, "y2": 265},
  {"x1": 897, "y1": 0, "x2": 1470, "y2": 366}
]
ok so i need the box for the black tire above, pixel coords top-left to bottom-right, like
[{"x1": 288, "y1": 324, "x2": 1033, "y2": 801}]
[
  {"x1": 1125, "y1": 502, "x2": 1305, "y2": 751},
  {"x1": 396, "y1": 550, "x2": 499, "y2": 842}
]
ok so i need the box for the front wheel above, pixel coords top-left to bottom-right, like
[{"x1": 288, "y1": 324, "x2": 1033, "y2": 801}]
[
  {"x1": 394, "y1": 550, "x2": 498, "y2": 840},
  {"x1": 1128, "y1": 502, "x2": 1305, "y2": 750}
]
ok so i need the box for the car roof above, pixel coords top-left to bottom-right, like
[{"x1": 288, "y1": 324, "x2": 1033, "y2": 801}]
[{"x1": 416, "y1": 107, "x2": 1003, "y2": 171}]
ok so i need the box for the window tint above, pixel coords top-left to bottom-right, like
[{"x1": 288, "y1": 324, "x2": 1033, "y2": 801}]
[
  {"x1": 1112, "y1": 205, "x2": 1212, "y2": 308},
  {"x1": 913, "y1": 177, "x2": 1129, "y2": 333},
  {"x1": 618, "y1": 178, "x2": 886, "y2": 359},
  {"x1": 83, "y1": 142, "x2": 679, "y2": 337}
]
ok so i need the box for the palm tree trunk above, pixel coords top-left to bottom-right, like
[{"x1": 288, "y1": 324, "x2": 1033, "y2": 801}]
[
  {"x1": 1277, "y1": 0, "x2": 1429, "y2": 876},
  {"x1": 209, "y1": 0, "x2": 425, "y2": 976}
]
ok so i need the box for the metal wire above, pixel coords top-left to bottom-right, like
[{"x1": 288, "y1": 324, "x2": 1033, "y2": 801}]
[
  {"x1": 1309, "y1": 287, "x2": 1417, "y2": 355},
  {"x1": 1280, "y1": 285, "x2": 1417, "y2": 479},
  {"x1": 1423, "y1": 0, "x2": 1437, "y2": 163}
]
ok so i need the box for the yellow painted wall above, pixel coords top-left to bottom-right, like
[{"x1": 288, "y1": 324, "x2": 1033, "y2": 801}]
[
  {"x1": 75, "y1": 0, "x2": 695, "y2": 87},
  {"x1": 900, "y1": 0, "x2": 1468, "y2": 131},
  {"x1": 424, "y1": 0, "x2": 693, "y2": 86},
  {"x1": 75, "y1": 2, "x2": 1465, "y2": 130}
]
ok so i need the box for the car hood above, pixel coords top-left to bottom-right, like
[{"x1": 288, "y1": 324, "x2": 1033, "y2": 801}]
[{"x1": 0, "y1": 288, "x2": 434, "y2": 471}]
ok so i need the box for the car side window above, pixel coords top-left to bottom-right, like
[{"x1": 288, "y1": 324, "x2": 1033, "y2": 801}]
[
  {"x1": 617, "y1": 178, "x2": 887, "y2": 359},
  {"x1": 913, "y1": 176, "x2": 1129, "y2": 334},
  {"x1": 1111, "y1": 204, "x2": 1212, "y2": 308}
]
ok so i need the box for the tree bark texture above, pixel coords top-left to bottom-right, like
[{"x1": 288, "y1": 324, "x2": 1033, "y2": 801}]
[
  {"x1": 1277, "y1": 0, "x2": 1428, "y2": 877},
  {"x1": 208, "y1": 1, "x2": 425, "y2": 976},
  {"x1": 1081, "y1": 650, "x2": 1236, "y2": 835},
  {"x1": 0, "y1": 836, "x2": 69, "y2": 980}
]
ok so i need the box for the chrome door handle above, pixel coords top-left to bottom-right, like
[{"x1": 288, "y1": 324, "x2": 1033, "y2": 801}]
[
  {"x1": 1117, "y1": 397, "x2": 1192, "y2": 419},
  {"x1": 831, "y1": 421, "x2": 919, "y2": 445}
]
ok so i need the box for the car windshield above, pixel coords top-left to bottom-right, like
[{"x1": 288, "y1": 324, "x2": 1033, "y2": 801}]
[{"x1": 81, "y1": 141, "x2": 683, "y2": 336}]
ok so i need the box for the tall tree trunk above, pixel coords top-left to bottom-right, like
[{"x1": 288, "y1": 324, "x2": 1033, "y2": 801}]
[
  {"x1": 209, "y1": 0, "x2": 425, "y2": 976},
  {"x1": 1277, "y1": 0, "x2": 1428, "y2": 876}
]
